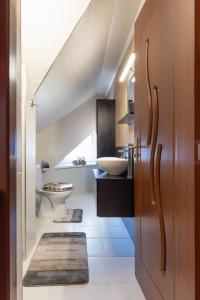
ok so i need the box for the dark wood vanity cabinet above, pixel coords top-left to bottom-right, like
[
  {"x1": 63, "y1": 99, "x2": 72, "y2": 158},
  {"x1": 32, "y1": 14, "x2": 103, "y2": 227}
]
[
  {"x1": 135, "y1": 0, "x2": 195, "y2": 299},
  {"x1": 93, "y1": 169, "x2": 134, "y2": 217}
]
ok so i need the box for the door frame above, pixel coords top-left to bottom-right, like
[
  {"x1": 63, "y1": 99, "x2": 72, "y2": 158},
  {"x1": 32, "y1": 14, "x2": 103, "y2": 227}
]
[
  {"x1": 195, "y1": 0, "x2": 200, "y2": 297},
  {"x1": 0, "y1": 0, "x2": 17, "y2": 299}
]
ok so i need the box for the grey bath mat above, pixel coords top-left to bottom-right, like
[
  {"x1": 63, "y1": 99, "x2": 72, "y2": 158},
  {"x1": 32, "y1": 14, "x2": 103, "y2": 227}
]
[
  {"x1": 23, "y1": 232, "x2": 89, "y2": 286},
  {"x1": 53, "y1": 209, "x2": 83, "y2": 223}
]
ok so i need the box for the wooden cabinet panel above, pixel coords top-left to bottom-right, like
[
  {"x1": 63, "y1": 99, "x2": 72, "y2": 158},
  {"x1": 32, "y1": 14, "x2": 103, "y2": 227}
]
[
  {"x1": 97, "y1": 179, "x2": 134, "y2": 217},
  {"x1": 135, "y1": 0, "x2": 175, "y2": 299},
  {"x1": 135, "y1": 0, "x2": 195, "y2": 299},
  {"x1": 93, "y1": 169, "x2": 134, "y2": 217},
  {"x1": 96, "y1": 99, "x2": 115, "y2": 158}
]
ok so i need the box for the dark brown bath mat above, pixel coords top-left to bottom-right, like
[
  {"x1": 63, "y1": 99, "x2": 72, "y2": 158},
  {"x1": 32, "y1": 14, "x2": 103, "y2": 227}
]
[
  {"x1": 53, "y1": 209, "x2": 83, "y2": 223},
  {"x1": 23, "y1": 232, "x2": 89, "y2": 286}
]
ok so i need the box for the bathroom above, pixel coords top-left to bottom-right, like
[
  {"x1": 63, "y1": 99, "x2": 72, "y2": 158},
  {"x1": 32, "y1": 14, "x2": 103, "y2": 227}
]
[
  {"x1": 19, "y1": 0, "x2": 144, "y2": 299},
  {"x1": 0, "y1": 0, "x2": 198, "y2": 299}
]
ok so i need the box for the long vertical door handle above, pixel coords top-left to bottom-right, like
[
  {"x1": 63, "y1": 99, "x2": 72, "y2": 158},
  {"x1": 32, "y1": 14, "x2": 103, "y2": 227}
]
[
  {"x1": 155, "y1": 144, "x2": 166, "y2": 275},
  {"x1": 134, "y1": 138, "x2": 140, "y2": 165},
  {"x1": 145, "y1": 39, "x2": 153, "y2": 146},
  {"x1": 150, "y1": 86, "x2": 159, "y2": 205}
]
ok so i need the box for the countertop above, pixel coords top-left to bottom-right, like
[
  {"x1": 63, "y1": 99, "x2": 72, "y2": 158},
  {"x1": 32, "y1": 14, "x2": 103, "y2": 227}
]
[{"x1": 93, "y1": 168, "x2": 133, "y2": 180}]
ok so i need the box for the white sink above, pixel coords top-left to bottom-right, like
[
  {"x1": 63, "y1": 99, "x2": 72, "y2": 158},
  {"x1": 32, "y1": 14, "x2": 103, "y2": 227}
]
[{"x1": 96, "y1": 157, "x2": 128, "y2": 176}]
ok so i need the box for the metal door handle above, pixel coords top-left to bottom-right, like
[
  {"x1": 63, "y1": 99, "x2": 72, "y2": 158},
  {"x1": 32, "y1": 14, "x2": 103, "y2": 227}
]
[
  {"x1": 149, "y1": 86, "x2": 167, "y2": 274},
  {"x1": 150, "y1": 86, "x2": 159, "y2": 205},
  {"x1": 155, "y1": 144, "x2": 166, "y2": 275},
  {"x1": 134, "y1": 138, "x2": 140, "y2": 165},
  {"x1": 145, "y1": 39, "x2": 153, "y2": 146}
]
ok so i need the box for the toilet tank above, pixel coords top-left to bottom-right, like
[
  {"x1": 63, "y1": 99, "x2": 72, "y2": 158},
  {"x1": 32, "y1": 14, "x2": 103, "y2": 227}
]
[{"x1": 36, "y1": 165, "x2": 42, "y2": 188}]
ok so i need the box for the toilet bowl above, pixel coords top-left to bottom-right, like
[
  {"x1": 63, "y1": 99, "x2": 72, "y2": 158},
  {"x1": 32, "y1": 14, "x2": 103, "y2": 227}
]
[{"x1": 36, "y1": 182, "x2": 73, "y2": 218}]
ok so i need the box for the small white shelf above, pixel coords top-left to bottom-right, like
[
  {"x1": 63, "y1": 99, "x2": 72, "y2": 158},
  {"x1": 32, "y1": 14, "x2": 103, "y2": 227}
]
[{"x1": 54, "y1": 162, "x2": 97, "y2": 170}]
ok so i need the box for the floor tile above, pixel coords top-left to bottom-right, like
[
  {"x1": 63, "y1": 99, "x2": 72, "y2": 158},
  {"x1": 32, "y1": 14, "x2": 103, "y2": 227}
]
[
  {"x1": 103, "y1": 239, "x2": 135, "y2": 257},
  {"x1": 24, "y1": 284, "x2": 114, "y2": 300},
  {"x1": 83, "y1": 207, "x2": 96, "y2": 217},
  {"x1": 99, "y1": 217, "x2": 124, "y2": 226},
  {"x1": 111, "y1": 284, "x2": 145, "y2": 300},
  {"x1": 73, "y1": 225, "x2": 101, "y2": 238},
  {"x1": 23, "y1": 286, "x2": 63, "y2": 300},
  {"x1": 45, "y1": 223, "x2": 74, "y2": 233},
  {"x1": 36, "y1": 217, "x2": 74, "y2": 232},
  {"x1": 80, "y1": 209, "x2": 100, "y2": 225},
  {"x1": 107, "y1": 258, "x2": 136, "y2": 283},
  {"x1": 88, "y1": 257, "x2": 109, "y2": 283},
  {"x1": 81, "y1": 216, "x2": 100, "y2": 226},
  {"x1": 66, "y1": 193, "x2": 96, "y2": 211},
  {"x1": 100, "y1": 225, "x2": 130, "y2": 239},
  {"x1": 87, "y1": 239, "x2": 105, "y2": 257},
  {"x1": 60, "y1": 284, "x2": 114, "y2": 300}
]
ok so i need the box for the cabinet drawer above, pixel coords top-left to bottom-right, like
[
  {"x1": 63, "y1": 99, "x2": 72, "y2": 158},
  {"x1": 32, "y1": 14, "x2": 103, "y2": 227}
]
[{"x1": 96, "y1": 179, "x2": 134, "y2": 217}]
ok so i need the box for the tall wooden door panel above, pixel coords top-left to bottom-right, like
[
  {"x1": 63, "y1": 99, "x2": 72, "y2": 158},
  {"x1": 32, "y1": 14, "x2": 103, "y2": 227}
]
[
  {"x1": 96, "y1": 99, "x2": 115, "y2": 158},
  {"x1": 135, "y1": 0, "x2": 174, "y2": 299},
  {"x1": 0, "y1": 0, "x2": 17, "y2": 299}
]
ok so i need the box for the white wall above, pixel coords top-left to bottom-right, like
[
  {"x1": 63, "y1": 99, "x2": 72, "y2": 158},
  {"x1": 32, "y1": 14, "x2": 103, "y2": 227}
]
[
  {"x1": 21, "y1": 0, "x2": 91, "y2": 95},
  {"x1": 37, "y1": 98, "x2": 96, "y2": 195},
  {"x1": 42, "y1": 166, "x2": 96, "y2": 197},
  {"x1": 22, "y1": 68, "x2": 37, "y2": 258}
]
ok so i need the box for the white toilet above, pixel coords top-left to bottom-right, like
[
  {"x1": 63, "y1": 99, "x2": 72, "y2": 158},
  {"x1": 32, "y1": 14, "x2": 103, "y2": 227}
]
[{"x1": 36, "y1": 166, "x2": 73, "y2": 218}]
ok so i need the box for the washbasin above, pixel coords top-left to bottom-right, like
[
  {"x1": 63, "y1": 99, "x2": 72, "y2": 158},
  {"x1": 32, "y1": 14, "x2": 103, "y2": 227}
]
[{"x1": 96, "y1": 157, "x2": 128, "y2": 176}]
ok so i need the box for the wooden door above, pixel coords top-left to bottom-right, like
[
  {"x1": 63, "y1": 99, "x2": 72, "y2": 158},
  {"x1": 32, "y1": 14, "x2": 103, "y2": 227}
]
[
  {"x1": 134, "y1": 0, "x2": 175, "y2": 298},
  {"x1": 0, "y1": 0, "x2": 17, "y2": 299}
]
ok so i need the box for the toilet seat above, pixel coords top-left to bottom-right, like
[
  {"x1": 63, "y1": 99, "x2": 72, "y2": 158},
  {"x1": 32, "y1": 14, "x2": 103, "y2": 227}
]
[
  {"x1": 36, "y1": 188, "x2": 72, "y2": 197},
  {"x1": 42, "y1": 182, "x2": 73, "y2": 192}
]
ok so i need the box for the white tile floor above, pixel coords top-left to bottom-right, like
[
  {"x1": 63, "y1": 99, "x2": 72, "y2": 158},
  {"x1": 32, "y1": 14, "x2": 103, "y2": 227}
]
[{"x1": 23, "y1": 193, "x2": 145, "y2": 300}]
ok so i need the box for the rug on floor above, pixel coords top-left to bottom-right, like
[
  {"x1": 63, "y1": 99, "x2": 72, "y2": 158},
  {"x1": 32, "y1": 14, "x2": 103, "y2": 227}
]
[
  {"x1": 53, "y1": 209, "x2": 83, "y2": 223},
  {"x1": 23, "y1": 232, "x2": 89, "y2": 286}
]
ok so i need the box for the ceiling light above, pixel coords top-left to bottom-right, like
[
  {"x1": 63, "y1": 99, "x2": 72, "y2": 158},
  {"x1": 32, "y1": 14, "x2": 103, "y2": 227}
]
[
  {"x1": 119, "y1": 52, "x2": 135, "y2": 82},
  {"x1": 131, "y1": 76, "x2": 136, "y2": 83}
]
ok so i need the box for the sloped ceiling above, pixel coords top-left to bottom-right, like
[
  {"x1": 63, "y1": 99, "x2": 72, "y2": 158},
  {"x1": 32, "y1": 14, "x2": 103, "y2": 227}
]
[
  {"x1": 21, "y1": 0, "x2": 91, "y2": 95},
  {"x1": 35, "y1": 0, "x2": 142, "y2": 132},
  {"x1": 98, "y1": 0, "x2": 142, "y2": 95}
]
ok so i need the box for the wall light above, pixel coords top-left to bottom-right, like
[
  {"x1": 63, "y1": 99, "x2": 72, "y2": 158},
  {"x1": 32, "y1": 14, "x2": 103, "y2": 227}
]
[
  {"x1": 131, "y1": 76, "x2": 136, "y2": 83},
  {"x1": 119, "y1": 52, "x2": 135, "y2": 82}
]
